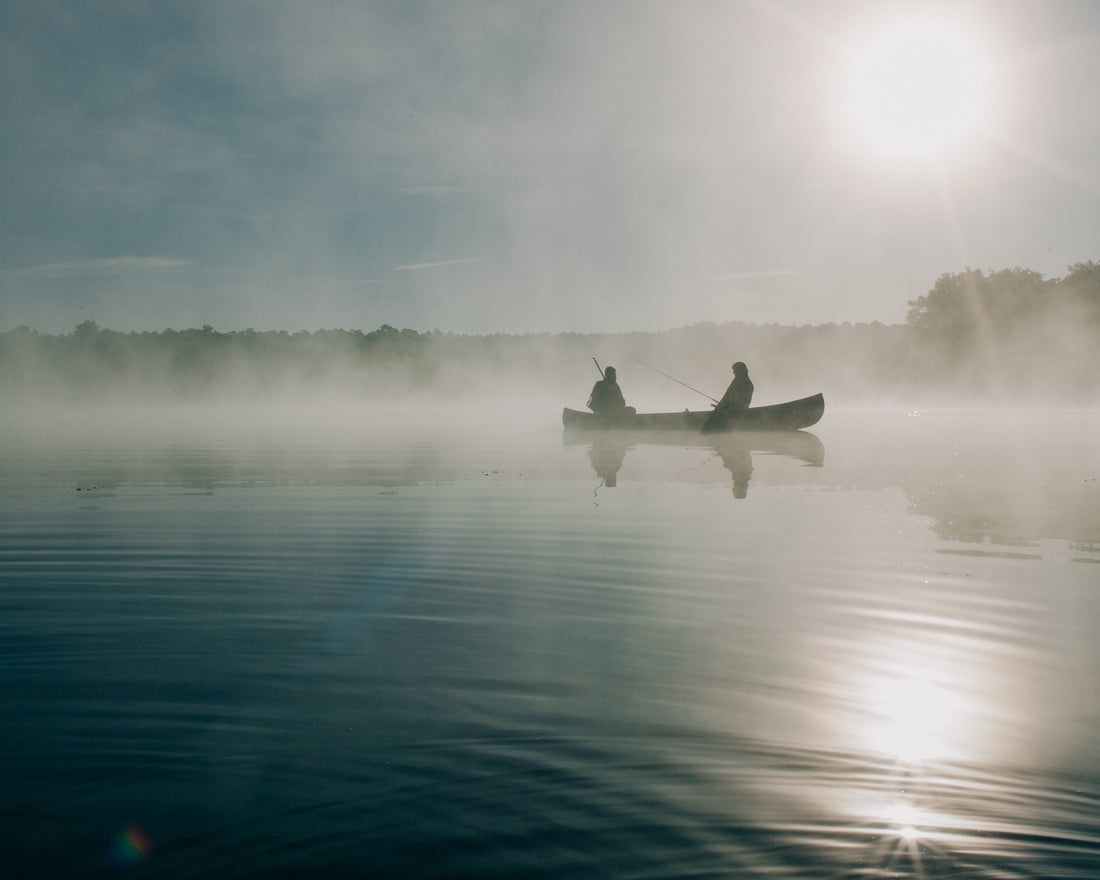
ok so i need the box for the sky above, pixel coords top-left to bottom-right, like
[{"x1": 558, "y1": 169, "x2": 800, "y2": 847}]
[{"x1": 1, "y1": 0, "x2": 1098, "y2": 335}]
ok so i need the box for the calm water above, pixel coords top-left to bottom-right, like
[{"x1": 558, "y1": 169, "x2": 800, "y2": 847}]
[{"x1": 2, "y1": 406, "x2": 1099, "y2": 878}]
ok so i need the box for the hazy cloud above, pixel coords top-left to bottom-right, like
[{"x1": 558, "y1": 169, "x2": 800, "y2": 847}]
[
  {"x1": 390, "y1": 258, "x2": 484, "y2": 273},
  {"x1": 401, "y1": 186, "x2": 477, "y2": 196},
  {"x1": 3, "y1": 257, "x2": 192, "y2": 280},
  {"x1": 283, "y1": 276, "x2": 387, "y2": 288},
  {"x1": 706, "y1": 270, "x2": 811, "y2": 283}
]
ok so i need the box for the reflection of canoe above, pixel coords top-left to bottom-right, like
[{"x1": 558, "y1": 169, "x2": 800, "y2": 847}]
[
  {"x1": 562, "y1": 393, "x2": 824, "y2": 432},
  {"x1": 563, "y1": 428, "x2": 825, "y2": 468},
  {"x1": 704, "y1": 430, "x2": 824, "y2": 467}
]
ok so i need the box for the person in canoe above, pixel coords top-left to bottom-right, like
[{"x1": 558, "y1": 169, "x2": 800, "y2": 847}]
[
  {"x1": 587, "y1": 366, "x2": 636, "y2": 419},
  {"x1": 703, "y1": 361, "x2": 753, "y2": 431}
]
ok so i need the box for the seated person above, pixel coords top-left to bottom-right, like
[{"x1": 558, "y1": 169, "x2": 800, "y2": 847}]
[
  {"x1": 587, "y1": 366, "x2": 635, "y2": 417},
  {"x1": 703, "y1": 361, "x2": 753, "y2": 432},
  {"x1": 715, "y1": 361, "x2": 753, "y2": 413}
]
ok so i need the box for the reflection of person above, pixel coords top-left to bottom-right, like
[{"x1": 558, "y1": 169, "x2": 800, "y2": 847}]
[
  {"x1": 588, "y1": 436, "x2": 628, "y2": 487},
  {"x1": 704, "y1": 361, "x2": 753, "y2": 432},
  {"x1": 587, "y1": 366, "x2": 636, "y2": 418},
  {"x1": 716, "y1": 443, "x2": 753, "y2": 498}
]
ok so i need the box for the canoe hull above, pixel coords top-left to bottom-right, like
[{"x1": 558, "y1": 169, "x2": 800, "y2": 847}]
[{"x1": 562, "y1": 393, "x2": 824, "y2": 432}]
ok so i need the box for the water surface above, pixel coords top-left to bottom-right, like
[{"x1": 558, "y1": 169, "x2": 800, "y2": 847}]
[{"x1": 2, "y1": 407, "x2": 1099, "y2": 877}]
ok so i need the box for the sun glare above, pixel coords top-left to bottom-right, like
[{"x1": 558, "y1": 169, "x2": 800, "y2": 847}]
[
  {"x1": 841, "y1": 16, "x2": 992, "y2": 161},
  {"x1": 858, "y1": 661, "x2": 980, "y2": 766},
  {"x1": 865, "y1": 674, "x2": 946, "y2": 762},
  {"x1": 887, "y1": 801, "x2": 922, "y2": 840}
]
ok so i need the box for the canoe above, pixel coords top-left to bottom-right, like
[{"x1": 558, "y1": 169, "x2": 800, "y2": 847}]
[{"x1": 562, "y1": 392, "x2": 824, "y2": 432}]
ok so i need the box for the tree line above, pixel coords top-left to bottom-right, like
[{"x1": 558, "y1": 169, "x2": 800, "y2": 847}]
[{"x1": 1, "y1": 262, "x2": 1097, "y2": 404}]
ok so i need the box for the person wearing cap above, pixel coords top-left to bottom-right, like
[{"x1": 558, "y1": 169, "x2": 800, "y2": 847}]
[{"x1": 587, "y1": 366, "x2": 635, "y2": 418}]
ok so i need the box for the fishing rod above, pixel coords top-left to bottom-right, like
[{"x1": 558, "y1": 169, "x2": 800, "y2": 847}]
[{"x1": 631, "y1": 358, "x2": 718, "y2": 404}]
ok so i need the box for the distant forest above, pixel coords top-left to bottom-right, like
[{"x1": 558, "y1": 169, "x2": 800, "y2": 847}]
[{"x1": 3, "y1": 262, "x2": 1098, "y2": 406}]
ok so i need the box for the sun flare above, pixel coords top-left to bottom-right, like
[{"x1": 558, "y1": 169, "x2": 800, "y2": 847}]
[{"x1": 841, "y1": 17, "x2": 992, "y2": 161}]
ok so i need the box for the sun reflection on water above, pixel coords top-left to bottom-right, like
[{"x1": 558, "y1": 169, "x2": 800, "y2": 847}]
[
  {"x1": 854, "y1": 643, "x2": 982, "y2": 767},
  {"x1": 888, "y1": 800, "x2": 921, "y2": 839},
  {"x1": 835, "y1": 638, "x2": 995, "y2": 875},
  {"x1": 862, "y1": 671, "x2": 968, "y2": 764}
]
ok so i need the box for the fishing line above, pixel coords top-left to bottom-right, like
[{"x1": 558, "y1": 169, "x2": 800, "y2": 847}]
[{"x1": 630, "y1": 359, "x2": 718, "y2": 403}]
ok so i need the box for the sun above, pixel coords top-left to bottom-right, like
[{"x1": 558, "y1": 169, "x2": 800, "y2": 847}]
[{"x1": 840, "y1": 16, "x2": 992, "y2": 161}]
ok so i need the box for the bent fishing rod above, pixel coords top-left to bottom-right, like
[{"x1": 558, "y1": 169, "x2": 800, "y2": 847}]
[{"x1": 631, "y1": 358, "x2": 718, "y2": 404}]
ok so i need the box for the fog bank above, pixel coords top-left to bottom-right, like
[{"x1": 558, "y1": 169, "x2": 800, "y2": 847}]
[{"x1": 3, "y1": 292, "x2": 1098, "y2": 412}]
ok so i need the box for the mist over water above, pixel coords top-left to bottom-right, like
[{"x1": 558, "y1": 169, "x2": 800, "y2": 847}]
[
  {"x1": 5, "y1": 279, "x2": 1100, "y2": 411},
  {"x1": 2, "y1": 402, "x2": 1099, "y2": 878}
]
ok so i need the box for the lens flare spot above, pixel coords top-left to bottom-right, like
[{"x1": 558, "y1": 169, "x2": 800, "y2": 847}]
[{"x1": 108, "y1": 824, "x2": 152, "y2": 867}]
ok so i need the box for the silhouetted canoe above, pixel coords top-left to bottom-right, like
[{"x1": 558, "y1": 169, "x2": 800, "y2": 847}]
[{"x1": 562, "y1": 393, "x2": 824, "y2": 432}]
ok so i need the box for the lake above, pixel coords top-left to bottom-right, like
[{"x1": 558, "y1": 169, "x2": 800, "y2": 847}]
[{"x1": 2, "y1": 405, "x2": 1099, "y2": 878}]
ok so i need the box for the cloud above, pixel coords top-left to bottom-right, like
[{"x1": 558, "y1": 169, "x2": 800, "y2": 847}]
[
  {"x1": 283, "y1": 276, "x2": 387, "y2": 288},
  {"x1": 400, "y1": 186, "x2": 476, "y2": 196},
  {"x1": 706, "y1": 270, "x2": 810, "y2": 282},
  {"x1": 390, "y1": 258, "x2": 483, "y2": 272},
  {"x1": 3, "y1": 257, "x2": 191, "y2": 280}
]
